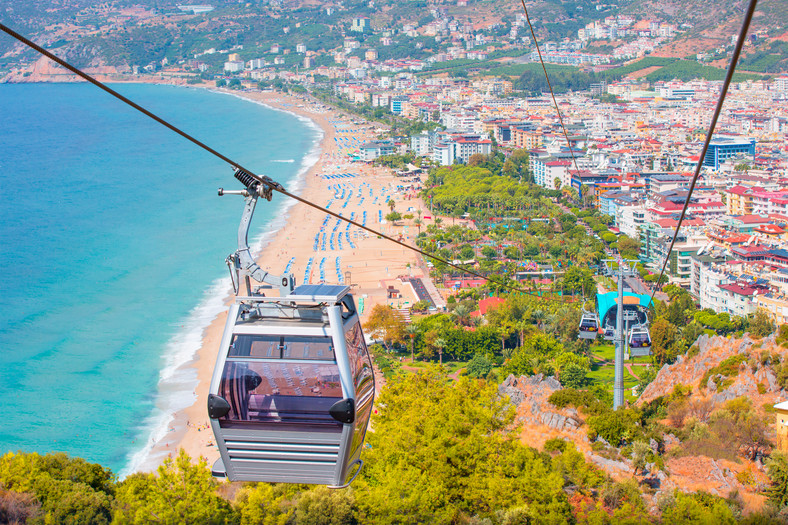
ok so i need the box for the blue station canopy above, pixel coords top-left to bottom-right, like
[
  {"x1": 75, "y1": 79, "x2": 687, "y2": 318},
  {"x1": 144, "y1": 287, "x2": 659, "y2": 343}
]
[{"x1": 596, "y1": 292, "x2": 653, "y2": 321}]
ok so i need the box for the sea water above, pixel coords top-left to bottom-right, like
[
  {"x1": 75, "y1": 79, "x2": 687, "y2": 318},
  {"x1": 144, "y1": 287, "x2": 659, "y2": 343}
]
[{"x1": 0, "y1": 83, "x2": 321, "y2": 474}]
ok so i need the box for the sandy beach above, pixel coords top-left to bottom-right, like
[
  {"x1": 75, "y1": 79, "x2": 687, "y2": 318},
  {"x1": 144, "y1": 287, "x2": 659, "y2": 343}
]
[{"x1": 136, "y1": 88, "x2": 432, "y2": 471}]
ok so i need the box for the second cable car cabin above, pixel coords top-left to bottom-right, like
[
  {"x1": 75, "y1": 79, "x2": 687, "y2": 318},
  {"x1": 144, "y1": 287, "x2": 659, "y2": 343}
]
[
  {"x1": 578, "y1": 312, "x2": 600, "y2": 340},
  {"x1": 628, "y1": 325, "x2": 652, "y2": 352}
]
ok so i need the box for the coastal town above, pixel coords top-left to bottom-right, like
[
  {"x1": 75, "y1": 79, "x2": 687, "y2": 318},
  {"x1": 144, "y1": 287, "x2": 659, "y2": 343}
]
[
  {"x1": 8, "y1": 0, "x2": 788, "y2": 521},
  {"x1": 2, "y1": 0, "x2": 788, "y2": 321},
  {"x1": 4, "y1": 0, "x2": 788, "y2": 325}
]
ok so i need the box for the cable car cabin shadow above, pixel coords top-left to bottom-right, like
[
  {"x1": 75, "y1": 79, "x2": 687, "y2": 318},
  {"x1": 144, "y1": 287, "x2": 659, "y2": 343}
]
[{"x1": 208, "y1": 284, "x2": 374, "y2": 488}]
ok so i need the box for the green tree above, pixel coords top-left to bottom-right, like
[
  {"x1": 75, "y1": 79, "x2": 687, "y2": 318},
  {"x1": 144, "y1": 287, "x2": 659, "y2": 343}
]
[
  {"x1": 630, "y1": 441, "x2": 651, "y2": 475},
  {"x1": 459, "y1": 245, "x2": 475, "y2": 260},
  {"x1": 563, "y1": 267, "x2": 595, "y2": 297},
  {"x1": 385, "y1": 211, "x2": 402, "y2": 223},
  {"x1": 234, "y1": 483, "x2": 296, "y2": 525},
  {"x1": 113, "y1": 450, "x2": 234, "y2": 524},
  {"x1": 650, "y1": 318, "x2": 679, "y2": 365},
  {"x1": 660, "y1": 491, "x2": 736, "y2": 524},
  {"x1": 587, "y1": 408, "x2": 639, "y2": 446},
  {"x1": 767, "y1": 451, "x2": 788, "y2": 509},
  {"x1": 294, "y1": 486, "x2": 357, "y2": 525},
  {"x1": 355, "y1": 369, "x2": 572, "y2": 522},
  {"x1": 405, "y1": 324, "x2": 419, "y2": 362},
  {"x1": 617, "y1": 235, "x2": 640, "y2": 259},
  {"x1": 560, "y1": 361, "x2": 589, "y2": 389},
  {"x1": 502, "y1": 159, "x2": 517, "y2": 178},
  {"x1": 748, "y1": 308, "x2": 776, "y2": 338},
  {"x1": 466, "y1": 353, "x2": 494, "y2": 378},
  {"x1": 0, "y1": 451, "x2": 115, "y2": 525},
  {"x1": 504, "y1": 333, "x2": 564, "y2": 377},
  {"x1": 363, "y1": 304, "x2": 407, "y2": 352}
]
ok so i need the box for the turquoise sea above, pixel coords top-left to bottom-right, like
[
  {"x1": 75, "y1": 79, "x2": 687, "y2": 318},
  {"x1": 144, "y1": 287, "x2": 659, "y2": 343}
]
[{"x1": 0, "y1": 83, "x2": 321, "y2": 474}]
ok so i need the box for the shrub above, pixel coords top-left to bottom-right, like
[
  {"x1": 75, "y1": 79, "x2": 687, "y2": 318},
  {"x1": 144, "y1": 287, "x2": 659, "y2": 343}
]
[
  {"x1": 777, "y1": 324, "x2": 788, "y2": 348},
  {"x1": 736, "y1": 468, "x2": 755, "y2": 488},
  {"x1": 548, "y1": 388, "x2": 598, "y2": 410},
  {"x1": 466, "y1": 353, "x2": 493, "y2": 379},
  {"x1": 700, "y1": 354, "x2": 748, "y2": 391},
  {"x1": 544, "y1": 438, "x2": 568, "y2": 453},
  {"x1": 587, "y1": 409, "x2": 640, "y2": 446}
]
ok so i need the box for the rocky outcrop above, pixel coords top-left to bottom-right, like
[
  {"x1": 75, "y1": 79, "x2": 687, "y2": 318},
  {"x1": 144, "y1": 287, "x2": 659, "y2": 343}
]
[
  {"x1": 499, "y1": 374, "x2": 582, "y2": 432},
  {"x1": 639, "y1": 334, "x2": 786, "y2": 409}
]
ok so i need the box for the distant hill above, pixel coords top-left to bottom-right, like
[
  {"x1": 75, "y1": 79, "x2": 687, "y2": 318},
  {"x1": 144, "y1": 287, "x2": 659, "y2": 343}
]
[{"x1": 0, "y1": 0, "x2": 785, "y2": 75}]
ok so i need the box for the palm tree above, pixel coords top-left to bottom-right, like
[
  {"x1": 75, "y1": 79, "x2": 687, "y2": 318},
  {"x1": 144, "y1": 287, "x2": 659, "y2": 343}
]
[
  {"x1": 434, "y1": 337, "x2": 446, "y2": 365},
  {"x1": 414, "y1": 218, "x2": 423, "y2": 235},
  {"x1": 531, "y1": 309, "x2": 546, "y2": 330},
  {"x1": 388, "y1": 198, "x2": 396, "y2": 213},
  {"x1": 451, "y1": 304, "x2": 473, "y2": 327},
  {"x1": 405, "y1": 324, "x2": 419, "y2": 362}
]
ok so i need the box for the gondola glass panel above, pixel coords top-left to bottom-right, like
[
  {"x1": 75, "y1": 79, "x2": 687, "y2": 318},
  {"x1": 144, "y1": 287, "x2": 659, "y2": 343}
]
[{"x1": 344, "y1": 321, "x2": 374, "y2": 461}]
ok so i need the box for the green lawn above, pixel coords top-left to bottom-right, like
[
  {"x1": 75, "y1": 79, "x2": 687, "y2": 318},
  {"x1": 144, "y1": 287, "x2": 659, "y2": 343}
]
[
  {"x1": 590, "y1": 342, "x2": 653, "y2": 365},
  {"x1": 590, "y1": 343, "x2": 615, "y2": 361},
  {"x1": 404, "y1": 359, "x2": 466, "y2": 375},
  {"x1": 588, "y1": 362, "x2": 639, "y2": 388}
]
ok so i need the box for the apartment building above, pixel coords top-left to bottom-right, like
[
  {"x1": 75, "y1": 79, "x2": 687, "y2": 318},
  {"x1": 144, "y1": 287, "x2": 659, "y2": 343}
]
[{"x1": 530, "y1": 158, "x2": 571, "y2": 190}]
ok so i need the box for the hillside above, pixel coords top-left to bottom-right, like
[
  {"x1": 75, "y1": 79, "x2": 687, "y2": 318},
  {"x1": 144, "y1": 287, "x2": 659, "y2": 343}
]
[
  {"x1": 500, "y1": 333, "x2": 788, "y2": 515},
  {"x1": 1, "y1": 0, "x2": 786, "y2": 76}
]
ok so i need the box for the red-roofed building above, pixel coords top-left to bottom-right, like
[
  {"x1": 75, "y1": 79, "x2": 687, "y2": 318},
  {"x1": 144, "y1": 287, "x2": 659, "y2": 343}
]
[
  {"x1": 718, "y1": 283, "x2": 758, "y2": 317},
  {"x1": 471, "y1": 296, "x2": 506, "y2": 318}
]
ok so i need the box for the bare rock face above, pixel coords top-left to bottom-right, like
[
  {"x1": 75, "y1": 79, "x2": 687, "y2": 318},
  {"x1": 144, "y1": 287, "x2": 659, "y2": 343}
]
[
  {"x1": 589, "y1": 453, "x2": 632, "y2": 474},
  {"x1": 499, "y1": 374, "x2": 582, "y2": 432},
  {"x1": 499, "y1": 374, "x2": 525, "y2": 406},
  {"x1": 639, "y1": 335, "x2": 787, "y2": 408}
]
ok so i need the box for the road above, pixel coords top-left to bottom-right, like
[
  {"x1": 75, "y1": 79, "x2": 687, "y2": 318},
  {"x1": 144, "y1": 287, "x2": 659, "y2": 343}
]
[{"x1": 625, "y1": 276, "x2": 651, "y2": 296}]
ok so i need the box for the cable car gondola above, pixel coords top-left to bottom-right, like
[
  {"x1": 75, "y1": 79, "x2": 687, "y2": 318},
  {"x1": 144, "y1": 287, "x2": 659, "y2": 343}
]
[
  {"x1": 578, "y1": 311, "x2": 600, "y2": 340},
  {"x1": 207, "y1": 170, "x2": 374, "y2": 487},
  {"x1": 628, "y1": 325, "x2": 651, "y2": 351}
]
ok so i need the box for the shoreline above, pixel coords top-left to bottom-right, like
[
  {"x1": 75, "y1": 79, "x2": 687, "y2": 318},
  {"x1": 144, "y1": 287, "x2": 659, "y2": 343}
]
[{"x1": 125, "y1": 85, "x2": 429, "y2": 473}]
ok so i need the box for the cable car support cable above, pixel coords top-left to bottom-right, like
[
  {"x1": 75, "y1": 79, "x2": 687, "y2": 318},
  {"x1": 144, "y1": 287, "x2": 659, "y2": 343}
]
[
  {"x1": 517, "y1": 0, "x2": 581, "y2": 175},
  {"x1": 647, "y1": 0, "x2": 758, "y2": 306}
]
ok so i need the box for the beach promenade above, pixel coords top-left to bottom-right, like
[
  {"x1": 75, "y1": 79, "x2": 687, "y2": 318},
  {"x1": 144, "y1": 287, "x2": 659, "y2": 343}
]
[{"x1": 140, "y1": 89, "x2": 431, "y2": 470}]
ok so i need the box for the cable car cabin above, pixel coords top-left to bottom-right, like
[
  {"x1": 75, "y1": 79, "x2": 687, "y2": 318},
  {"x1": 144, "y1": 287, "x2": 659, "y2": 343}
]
[
  {"x1": 207, "y1": 284, "x2": 374, "y2": 487},
  {"x1": 602, "y1": 324, "x2": 615, "y2": 341},
  {"x1": 629, "y1": 326, "x2": 651, "y2": 352},
  {"x1": 578, "y1": 313, "x2": 599, "y2": 340}
]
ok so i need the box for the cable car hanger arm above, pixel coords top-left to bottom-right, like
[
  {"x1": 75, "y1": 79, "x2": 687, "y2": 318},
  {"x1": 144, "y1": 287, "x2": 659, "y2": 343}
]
[{"x1": 219, "y1": 169, "x2": 294, "y2": 296}]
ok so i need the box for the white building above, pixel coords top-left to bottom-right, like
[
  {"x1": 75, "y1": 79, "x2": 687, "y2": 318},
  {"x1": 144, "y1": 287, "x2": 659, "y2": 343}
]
[
  {"x1": 431, "y1": 135, "x2": 492, "y2": 165},
  {"x1": 531, "y1": 156, "x2": 570, "y2": 190},
  {"x1": 224, "y1": 60, "x2": 244, "y2": 73}
]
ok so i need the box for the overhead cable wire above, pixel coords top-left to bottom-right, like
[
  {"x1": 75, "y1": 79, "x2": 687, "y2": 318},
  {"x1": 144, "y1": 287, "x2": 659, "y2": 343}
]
[
  {"x1": 647, "y1": 0, "x2": 758, "y2": 306},
  {"x1": 0, "y1": 22, "x2": 572, "y2": 303},
  {"x1": 517, "y1": 0, "x2": 581, "y2": 174}
]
